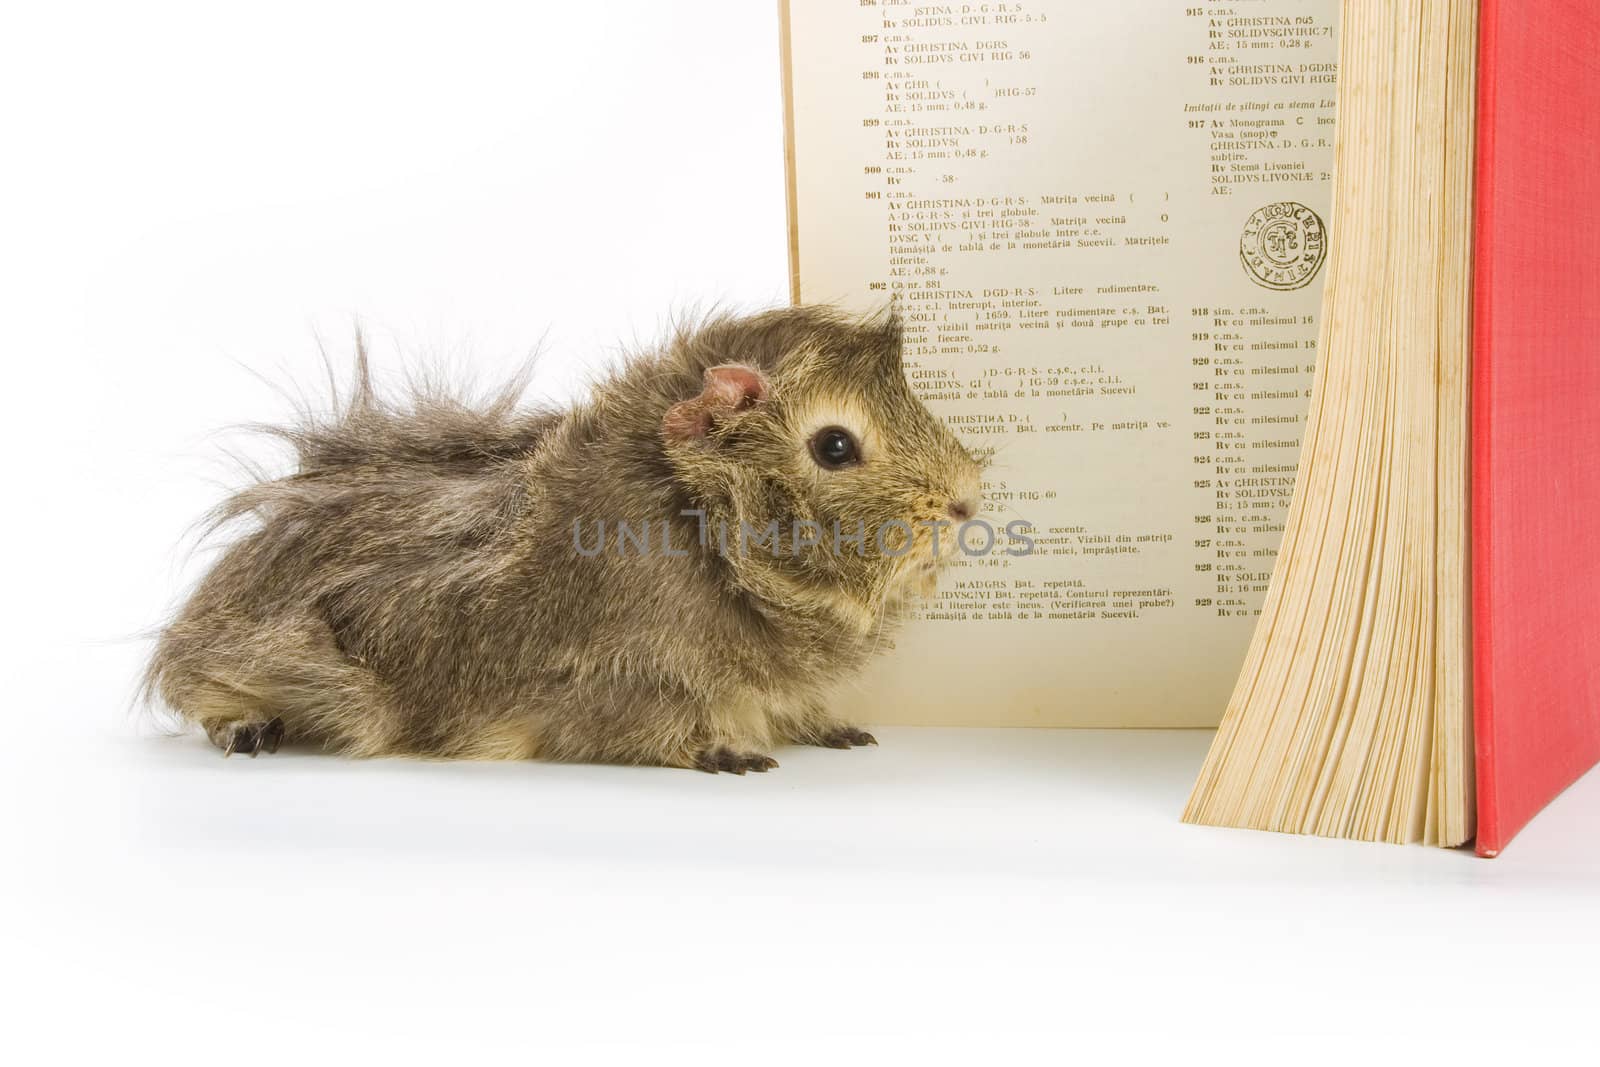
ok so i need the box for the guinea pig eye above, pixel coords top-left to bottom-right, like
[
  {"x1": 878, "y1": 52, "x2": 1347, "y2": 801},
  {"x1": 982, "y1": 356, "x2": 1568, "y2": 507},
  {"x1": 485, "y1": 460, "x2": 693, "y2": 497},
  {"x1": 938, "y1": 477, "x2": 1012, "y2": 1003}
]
[{"x1": 809, "y1": 427, "x2": 861, "y2": 470}]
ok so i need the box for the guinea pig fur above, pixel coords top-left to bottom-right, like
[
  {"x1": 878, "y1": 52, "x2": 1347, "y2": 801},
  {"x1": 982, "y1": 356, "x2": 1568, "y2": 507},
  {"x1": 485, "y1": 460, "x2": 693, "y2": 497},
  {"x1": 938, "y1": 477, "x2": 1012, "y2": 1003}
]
[{"x1": 145, "y1": 306, "x2": 984, "y2": 772}]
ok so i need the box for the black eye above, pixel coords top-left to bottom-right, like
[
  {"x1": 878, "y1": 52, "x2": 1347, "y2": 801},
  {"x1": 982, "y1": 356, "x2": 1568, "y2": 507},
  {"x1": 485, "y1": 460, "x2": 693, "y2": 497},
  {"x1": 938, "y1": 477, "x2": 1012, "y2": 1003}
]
[{"x1": 809, "y1": 427, "x2": 861, "y2": 469}]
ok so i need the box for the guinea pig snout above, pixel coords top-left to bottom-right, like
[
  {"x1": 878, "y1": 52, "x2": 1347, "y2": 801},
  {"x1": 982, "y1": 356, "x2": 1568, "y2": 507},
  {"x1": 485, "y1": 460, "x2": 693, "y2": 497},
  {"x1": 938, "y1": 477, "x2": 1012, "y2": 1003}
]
[{"x1": 946, "y1": 464, "x2": 983, "y2": 523}]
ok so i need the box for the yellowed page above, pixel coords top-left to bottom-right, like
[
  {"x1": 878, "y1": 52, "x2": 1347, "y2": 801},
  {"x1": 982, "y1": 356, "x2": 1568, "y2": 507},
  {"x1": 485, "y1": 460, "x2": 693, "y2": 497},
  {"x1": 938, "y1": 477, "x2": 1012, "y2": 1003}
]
[
  {"x1": 1183, "y1": 0, "x2": 1476, "y2": 845},
  {"x1": 785, "y1": 1, "x2": 1341, "y2": 726}
]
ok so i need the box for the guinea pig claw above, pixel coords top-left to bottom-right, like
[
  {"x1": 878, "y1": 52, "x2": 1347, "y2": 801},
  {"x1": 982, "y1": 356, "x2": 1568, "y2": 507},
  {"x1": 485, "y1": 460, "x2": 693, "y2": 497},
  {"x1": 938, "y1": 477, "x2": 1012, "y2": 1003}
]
[{"x1": 259, "y1": 717, "x2": 285, "y2": 754}]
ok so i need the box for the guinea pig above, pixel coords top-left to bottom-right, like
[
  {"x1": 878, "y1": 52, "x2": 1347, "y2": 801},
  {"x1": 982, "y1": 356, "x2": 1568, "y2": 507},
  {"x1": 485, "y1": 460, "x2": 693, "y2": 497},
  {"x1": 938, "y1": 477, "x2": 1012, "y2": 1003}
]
[{"x1": 145, "y1": 306, "x2": 985, "y2": 772}]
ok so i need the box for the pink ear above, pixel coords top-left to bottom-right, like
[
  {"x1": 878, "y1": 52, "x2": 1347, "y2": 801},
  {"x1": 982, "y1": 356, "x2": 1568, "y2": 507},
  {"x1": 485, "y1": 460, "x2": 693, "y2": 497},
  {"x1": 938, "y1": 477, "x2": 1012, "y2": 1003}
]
[
  {"x1": 702, "y1": 364, "x2": 767, "y2": 410},
  {"x1": 663, "y1": 364, "x2": 769, "y2": 444}
]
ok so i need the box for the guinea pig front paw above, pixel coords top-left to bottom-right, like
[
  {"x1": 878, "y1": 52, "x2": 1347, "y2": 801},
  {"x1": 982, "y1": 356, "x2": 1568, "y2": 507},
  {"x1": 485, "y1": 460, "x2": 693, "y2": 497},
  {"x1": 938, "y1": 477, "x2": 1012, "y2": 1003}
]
[
  {"x1": 815, "y1": 726, "x2": 877, "y2": 749},
  {"x1": 693, "y1": 747, "x2": 780, "y2": 775}
]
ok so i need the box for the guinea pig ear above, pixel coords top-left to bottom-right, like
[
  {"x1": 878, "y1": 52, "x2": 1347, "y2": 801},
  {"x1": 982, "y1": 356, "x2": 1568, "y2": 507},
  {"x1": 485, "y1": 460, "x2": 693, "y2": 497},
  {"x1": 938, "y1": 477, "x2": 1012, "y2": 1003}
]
[{"x1": 662, "y1": 363, "x2": 770, "y2": 445}]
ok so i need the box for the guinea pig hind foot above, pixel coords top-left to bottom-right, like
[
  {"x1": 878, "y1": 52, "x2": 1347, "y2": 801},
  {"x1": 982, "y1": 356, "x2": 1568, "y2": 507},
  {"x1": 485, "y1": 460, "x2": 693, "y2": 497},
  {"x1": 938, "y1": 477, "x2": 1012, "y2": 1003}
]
[{"x1": 206, "y1": 717, "x2": 286, "y2": 758}]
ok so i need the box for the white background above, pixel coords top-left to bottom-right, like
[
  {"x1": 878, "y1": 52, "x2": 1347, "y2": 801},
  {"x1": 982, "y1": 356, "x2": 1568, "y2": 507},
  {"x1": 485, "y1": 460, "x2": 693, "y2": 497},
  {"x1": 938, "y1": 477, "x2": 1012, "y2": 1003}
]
[{"x1": 4, "y1": 2, "x2": 1596, "y2": 1062}]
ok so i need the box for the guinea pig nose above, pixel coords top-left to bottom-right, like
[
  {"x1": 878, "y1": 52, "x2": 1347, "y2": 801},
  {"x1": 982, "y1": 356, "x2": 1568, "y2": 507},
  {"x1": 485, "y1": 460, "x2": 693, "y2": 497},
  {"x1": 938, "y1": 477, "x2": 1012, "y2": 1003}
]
[{"x1": 947, "y1": 499, "x2": 976, "y2": 522}]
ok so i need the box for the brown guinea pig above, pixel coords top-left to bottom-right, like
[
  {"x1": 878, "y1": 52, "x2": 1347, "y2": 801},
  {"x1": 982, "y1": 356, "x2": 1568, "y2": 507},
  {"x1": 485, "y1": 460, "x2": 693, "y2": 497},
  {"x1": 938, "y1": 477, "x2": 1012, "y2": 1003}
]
[{"x1": 145, "y1": 306, "x2": 985, "y2": 772}]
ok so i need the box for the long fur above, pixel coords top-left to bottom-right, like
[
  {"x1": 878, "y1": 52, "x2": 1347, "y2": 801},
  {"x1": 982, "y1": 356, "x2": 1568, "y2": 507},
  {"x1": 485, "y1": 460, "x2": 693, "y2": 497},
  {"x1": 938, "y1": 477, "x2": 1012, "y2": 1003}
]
[{"x1": 145, "y1": 306, "x2": 983, "y2": 769}]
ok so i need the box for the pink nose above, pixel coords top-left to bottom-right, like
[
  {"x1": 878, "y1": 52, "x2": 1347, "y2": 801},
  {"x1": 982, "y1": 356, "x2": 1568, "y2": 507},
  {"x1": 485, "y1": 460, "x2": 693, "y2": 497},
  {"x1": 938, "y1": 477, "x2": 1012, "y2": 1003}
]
[{"x1": 947, "y1": 499, "x2": 975, "y2": 522}]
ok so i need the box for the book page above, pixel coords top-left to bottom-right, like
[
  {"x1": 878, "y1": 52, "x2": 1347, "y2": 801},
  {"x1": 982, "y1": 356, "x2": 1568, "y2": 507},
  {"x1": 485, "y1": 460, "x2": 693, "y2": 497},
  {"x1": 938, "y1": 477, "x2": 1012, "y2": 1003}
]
[{"x1": 784, "y1": 0, "x2": 1340, "y2": 726}]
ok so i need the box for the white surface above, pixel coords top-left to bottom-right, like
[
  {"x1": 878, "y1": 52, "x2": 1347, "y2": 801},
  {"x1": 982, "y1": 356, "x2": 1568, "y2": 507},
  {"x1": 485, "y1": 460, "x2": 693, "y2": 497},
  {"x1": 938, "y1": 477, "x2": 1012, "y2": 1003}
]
[
  {"x1": 3, "y1": 1, "x2": 1596, "y2": 1061},
  {"x1": 11, "y1": 729, "x2": 1600, "y2": 1061}
]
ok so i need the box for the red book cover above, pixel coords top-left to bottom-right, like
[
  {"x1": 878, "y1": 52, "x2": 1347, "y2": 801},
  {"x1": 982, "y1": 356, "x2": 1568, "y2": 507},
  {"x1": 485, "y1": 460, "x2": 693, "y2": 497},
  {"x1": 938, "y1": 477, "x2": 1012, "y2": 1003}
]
[{"x1": 1472, "y1": 0, "x2": 1600, "y2": 856}]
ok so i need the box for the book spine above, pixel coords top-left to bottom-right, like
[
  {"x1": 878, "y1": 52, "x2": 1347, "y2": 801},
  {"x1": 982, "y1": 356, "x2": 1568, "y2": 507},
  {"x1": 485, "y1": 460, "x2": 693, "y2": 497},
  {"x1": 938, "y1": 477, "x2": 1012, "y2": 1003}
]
[{"x1": 1470, "y1": 0, "x2": 1504, "y2": 859}]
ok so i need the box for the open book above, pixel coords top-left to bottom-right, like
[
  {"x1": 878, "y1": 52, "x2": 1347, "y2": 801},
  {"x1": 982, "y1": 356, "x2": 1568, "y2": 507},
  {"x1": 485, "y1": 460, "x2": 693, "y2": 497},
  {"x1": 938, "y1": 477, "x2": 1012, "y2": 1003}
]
[
  {"x1": 782, "y1": 0, "x2": 1600, "y2": 853},
  {"x1": 784, "y1": 0, "x2": 1341, "y2": 728}
]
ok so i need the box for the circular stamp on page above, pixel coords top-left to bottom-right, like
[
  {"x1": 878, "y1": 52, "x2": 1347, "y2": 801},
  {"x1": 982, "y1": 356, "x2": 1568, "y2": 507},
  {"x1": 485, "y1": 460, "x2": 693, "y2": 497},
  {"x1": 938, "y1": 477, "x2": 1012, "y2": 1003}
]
[{"x1": 1239, "y1": 201, "x2": 1327, "y2": 291}]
